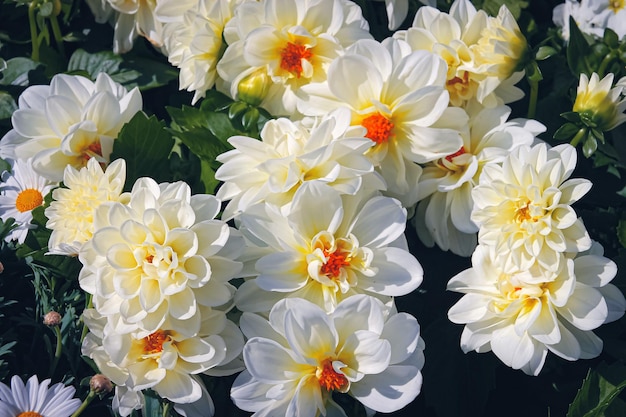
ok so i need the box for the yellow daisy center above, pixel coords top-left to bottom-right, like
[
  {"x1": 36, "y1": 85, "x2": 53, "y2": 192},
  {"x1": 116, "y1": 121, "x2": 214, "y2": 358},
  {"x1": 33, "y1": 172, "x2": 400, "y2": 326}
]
[
  {"x1": 142, "y1": 330, "x2": 170, "y2": 355},
  {"x1": 15, "y1": 189, "x2": 44, "y2": 213},
  {"x1": 609, "y1": 0, "x2": 624, "y2": 12},
  {"x1": 17, "y1": 412, "x2": 43, "y2": 417},
  {"x1": 280, "y1": 42, "x2": 313, "y2": 78},
  {"x1": 361, "y1": 112, "x2": 394, "y2": 145},
  {"x1": 316, "y1": 359, "x2": 348, "y2": 392}
]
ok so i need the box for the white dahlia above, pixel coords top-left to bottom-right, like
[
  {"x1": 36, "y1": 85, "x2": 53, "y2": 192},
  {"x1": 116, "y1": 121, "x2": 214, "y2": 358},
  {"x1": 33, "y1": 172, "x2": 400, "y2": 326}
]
[
  {"x1": 78, "y1": 177, "x2": 243, "y2": 334},
  {"x1": 0, "y1": 72, "x2": 142, "y2": 182},
  {"x1": 471, "y1": 143, "x2": 592, "y2": 273}
]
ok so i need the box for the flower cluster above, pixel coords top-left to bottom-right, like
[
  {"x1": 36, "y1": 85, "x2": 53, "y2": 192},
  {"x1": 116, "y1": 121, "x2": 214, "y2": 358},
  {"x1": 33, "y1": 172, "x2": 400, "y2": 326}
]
[{"x1": 1, "y1": 0, "x2": 626, "y2": 416}]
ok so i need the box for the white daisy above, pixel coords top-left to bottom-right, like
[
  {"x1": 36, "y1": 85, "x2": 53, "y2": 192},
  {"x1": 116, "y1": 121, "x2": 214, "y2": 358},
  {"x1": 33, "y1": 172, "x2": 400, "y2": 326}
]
[
  {"x1": 0, "y1": 159, "x2": 57, "y2": 244},
  {"x1": 0, "y1": 375, "x2": 81, "y2": 417}
]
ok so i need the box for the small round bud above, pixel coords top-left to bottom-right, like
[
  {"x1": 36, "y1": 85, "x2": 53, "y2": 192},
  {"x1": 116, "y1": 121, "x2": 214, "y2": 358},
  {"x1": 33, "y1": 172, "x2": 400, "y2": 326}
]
[
  {"x1": 90, "y1": 374, "x2": 113, "y2": 394},
  {"x1": 43, "y1": 311, "x2": 62, "y2": 327},
  {"x1": 0, "y1": 261, "x2": 4, "y2": 274},
  {"x1": 237, "y1": 69, "x2": 271, "y2": 106}
]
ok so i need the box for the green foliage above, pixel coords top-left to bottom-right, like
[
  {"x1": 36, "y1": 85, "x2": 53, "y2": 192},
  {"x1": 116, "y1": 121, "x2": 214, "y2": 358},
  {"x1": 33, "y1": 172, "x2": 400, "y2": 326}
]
[
  {"x1": 472, "y1": 0, "x2": 528, "y2": 18},
  {"x1": 567, "y1": 17, "x2": 592, "y2": 77},
  {"x1": 110, "y1": 111, "x2": 175, "y2": 189},
  {"x1": 567, "y1": 362, "x2": 626, "y2": 417}
]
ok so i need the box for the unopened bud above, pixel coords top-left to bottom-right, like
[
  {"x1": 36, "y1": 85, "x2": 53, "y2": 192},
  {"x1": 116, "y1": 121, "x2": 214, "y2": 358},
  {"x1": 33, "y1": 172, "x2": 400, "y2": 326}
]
[
  {"x1": 237, "y1": 69, "x2": 271, "y2": 106},
  {"x1": 0, "y1": 261, "x2": 4, "y2": 274},
  {"x1": 90, "y1": 374, "x2": 113, "y2": 394},
  {"x1": 43, "y1": 311, "x2": 62, "y2": 327}
]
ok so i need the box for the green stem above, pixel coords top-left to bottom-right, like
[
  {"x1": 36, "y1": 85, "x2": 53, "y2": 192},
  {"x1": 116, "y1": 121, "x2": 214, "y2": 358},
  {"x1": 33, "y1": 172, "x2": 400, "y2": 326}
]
[
  {"x1": 49, "y1": 325, "x2": 62, "y2": 377},
  {"x1": 597, "y1": 51, "x2": 618, "y2": 78},
  {"x1": 70, "y1": 390, "x2": 96, "y2": 417},
  {"x1": 527, "y1": 76, "x2": 539, "y2": 120},
  {"x1": 163, "y1": 401, "x2": 172, "y2": 417},
  {"x1": 570, "y1": 127, "x2": 588, "y2": 147},
  {"x1": 80, "y1": 294, "x2": 93, "y2": 344},
  {"x1": 49, "y1": 14, "x2": 66, "y2": 58},
  {"x1": 28, "y1": 2, "x2": 40, "y2": 61}
]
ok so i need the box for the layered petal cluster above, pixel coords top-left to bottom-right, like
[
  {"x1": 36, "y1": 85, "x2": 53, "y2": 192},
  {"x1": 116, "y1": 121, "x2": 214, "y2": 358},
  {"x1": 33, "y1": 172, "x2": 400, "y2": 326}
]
[
  {"x1": 471, "y1": 143, "x2": 592, "y2": 274},
  {"x1": 45, "y1": 158, "x2": 127, "y2": 256},
  {"x1": 0, "y1": 375, "x2": 81, "y2": 417},
  {"x1": 553, "y1": 0, "x2": 624, "y2": 42},
  {"x1": 86, "y1": 0, "x2": 164, "y2": 53},
  {"x1": 299, "y1": 37, "x2": 467, "y2": 206},
  {"x1": 234, "y1": 182, "x2": 423, "y2": 314},
  {"x1": 413, "y1": 105, "x2": 544, "y2": 256},
  {"x1": 573, "y1": 72, "x2": 626, "y2": 131},
  {"x1": 157, "y1": 0, "x2": 241, "y2": 104},
  {"x1": 216, "y1": 0, "x2": 372, "y2": 115},
  {"x1": 0, "y1": 73, "x2": 142, "y2": 182},
  {"x1": 215, "y1": 109, "x2": 384, "y2": 220},
  {"x1": 82, "y1": 305, "x2": 244, "y2": 416},
  {"x1": 0, "y1": 158, "x2": 56, "y2": 244},
  {"x1": 394, "y1": 0, "x2": 525, "y2": 108},
  {"x1": 448, "y1": 244, "x2": 626, "y2": 375},
  {"x1": 78, "y1": 177, "x2": 244, "y2": 334},
  {"x1": 231, "y1": 295, "x2": 425, "y2": 416}
]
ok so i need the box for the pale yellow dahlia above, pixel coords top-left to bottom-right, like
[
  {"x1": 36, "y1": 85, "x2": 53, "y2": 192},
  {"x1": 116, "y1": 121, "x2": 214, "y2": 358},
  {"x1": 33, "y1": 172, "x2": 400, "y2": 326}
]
[
  {"x1": 471, "y1": 143, "x2": 592, "y2": 274},
  {"x1": 45, "y1": 158, "x2": 127, "y2": 256},
  {"x1": 78, "y1": 177, "x2": 244, "y2": 334}
]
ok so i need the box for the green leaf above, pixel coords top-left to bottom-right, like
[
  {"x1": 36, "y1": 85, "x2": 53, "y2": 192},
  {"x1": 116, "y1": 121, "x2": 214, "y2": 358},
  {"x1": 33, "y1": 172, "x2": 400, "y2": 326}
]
[
  {"x1": 0, "y1": 57, "x2": 44, "y2": 86},
  {"x1": 110, "y1": 112, "x2": 174, "y2": 189},
  {"x1": 618, "y1": 220, "x2": 626, "y2": 248},
  {"x1": 535, "y1": 45, "x2": 559, "y2": 61},
  {"x1": 67, "y1": 48, "x2": 123, "y2": 78},
  {"x1": 583, "y1": 136, "x2": 598, "y2": 158},
  {"x1": 603, "y1": 28, "x2": 619, "y2": 49},
  {"x1": 567, "y1": 16, "x2": 591, "y2": 77},
  {"x1": 567, "y1": 361, "x2": 626, "y2": 417},
  {"x1": 554, "y1": 123, "x2": 581, "y2": 140},
  {"x1": 479, "y1": 0, "x2": 528, "y2": 18},
  {"x1": 0, "y1": 92, "x2": 17, "y2": 120},
  {"x1": 561, "y1": 112, "x2": 582, "y2": 123}
]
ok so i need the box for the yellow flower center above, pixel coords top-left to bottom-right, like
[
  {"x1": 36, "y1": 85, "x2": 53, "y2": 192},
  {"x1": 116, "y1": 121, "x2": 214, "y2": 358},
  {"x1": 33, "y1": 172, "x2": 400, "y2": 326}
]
[
  {"x1": 361, "y1": 112, "x2": 394, "y2": 145},
  {"x1": 82, "y1": 141, "x2": 103, "y2": 161},
  {"x1": 280, "y1": 42, "x2": 313, "y2": 78},
  {"x1": 445, "y1": 147, "x2": 466, "y2": 163},
  {"x1": 17, "y1": 412, "x2": 43, "y2": 417},
  {"x1": 609, "y1": 0, "x2": 624, "y2": 12},
  {"x1": 316, "y1": 359, "x2": 348, "y2": 392},
  {"x1": 142, "y1": 330, "x2": 170, "y2": 355},
  {"x1": 321, "y1": 249, "x2": 350, "y2": 279},
  {"x1": 515, "y1": 200, "x2": 542, "y2": 223},
  {"x1": 15, "y1": 189, "x2": 44, "y2": 213},
  {"x1": 446, "y1": 71, "x2": 471, "y2": 96}
]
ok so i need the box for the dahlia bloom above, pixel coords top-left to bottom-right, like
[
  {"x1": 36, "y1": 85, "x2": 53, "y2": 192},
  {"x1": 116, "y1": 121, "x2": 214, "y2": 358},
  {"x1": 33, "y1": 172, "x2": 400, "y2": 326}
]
[
  {"x1": 82, "y1": 305, "x2": 244, "y2": 415},
  {"x1": 573, "y1": 72, "x2": 626, "y2": 132},
  {"x1": 0, "y1": 158, "x2": 56, "y2": 244},
  {"x1": 231, "y1": 295, "x2": 425, "y2": 416},
  {"x1": 413, "y1": 105, "x2": 544, "y2": 256},
  {"x1": 393, "y1": 0, "x2": 525, "y2": 108},
  {"x1": 45, "y1": 157, "x2": 127, "y2": 256},
  {"x1": 471, "y1": 143, "x2": 592, "y2": 274},
  {"x1": 448, "y1": 244, "x2": 626, "y2": 375},
  {"x1": 0, "y1": 375, "x2": 81, "y2": 417},
  {"x1": 78, "y1": 177, "x2": 244, "y2": 334},
  {"x1": 298, "y1": 37, "x2": 467, "y2": 206},
  {"x1": 234, "y1": 182, "x2": 422, "y2": 313},
  {"x1": 216, "y1": 0, "x2": 372, "y2": 115},
  {"x1": 158, "y1": 0, "x2": 241, "y2": 104},
  {"x1": 0, "y1": 72, "x2": 142, "y2": 182},
  {"x1": 215, "y1": 108, "x2": 384, "y2": 220}
]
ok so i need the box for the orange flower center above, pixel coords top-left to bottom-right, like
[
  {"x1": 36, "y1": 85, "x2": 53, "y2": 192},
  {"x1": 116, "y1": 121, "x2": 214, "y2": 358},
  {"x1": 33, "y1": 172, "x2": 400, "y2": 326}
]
[
  {"x1": 317, "y1": 359, "x2": 348, "y2": 392},
  {"x1": 15, "y1": 189, "x2": 44, "y2": 213},
  {"x1": 609, "y1": 0, "x2": 624, "y2": 12},
  {"x1": 321, "y1": 249, "x2": 350, "y2": 279},
  {"x1": 17, "y1": 412, "x2": 43, "y2": 417},
  {"x1": 280, "y1": 42, "x2": 313, "y2": 78},
  {"x1": 82, "y1": 141, "x2": 103, "y2": 161},
  {"x1": 361, "y1": 113, "x2": 394, "y2": 145},
  {"x1": 445, "y1": 147, "x2": 466, "y2": 163},
  {"x1": 143, "y1": 330, "x2": 169, "y2": 355}
]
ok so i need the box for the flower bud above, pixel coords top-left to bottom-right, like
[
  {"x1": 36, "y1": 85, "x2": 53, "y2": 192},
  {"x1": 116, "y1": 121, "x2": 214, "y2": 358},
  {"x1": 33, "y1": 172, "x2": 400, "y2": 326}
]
[
  {"x1": 90, "y1": 374, "x2": 113, "y2": 394},
  {"x1": 43, "y1": 311, "x2": 62, "y2": 327},
  {"x1": 573, "y1": 72, "x2": 626, "y2": 132},
  {"x1": 237, "y1": 69, "x2": 271, "y2": 106},
  {"x1": 0, "y1": 261, "x2": 4, "y2": 274}
]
